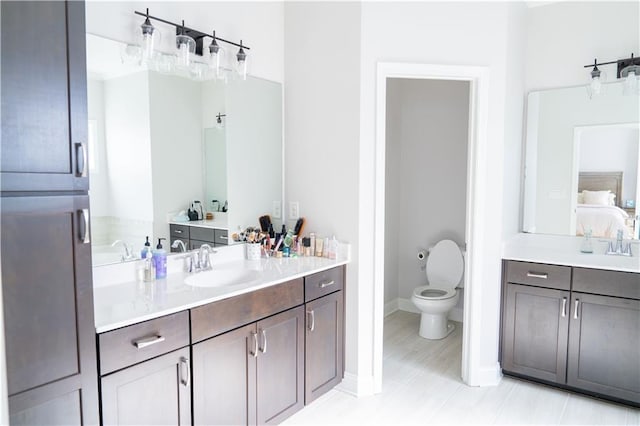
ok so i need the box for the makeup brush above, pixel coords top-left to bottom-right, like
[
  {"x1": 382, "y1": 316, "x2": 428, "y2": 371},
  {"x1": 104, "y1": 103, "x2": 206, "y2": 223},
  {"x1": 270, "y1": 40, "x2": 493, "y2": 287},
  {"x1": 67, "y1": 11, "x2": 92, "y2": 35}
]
[
  {"x1": 293, "y1": 217, "x2": 305, "y2": 236},
  {"x1": 259, "y1": 215, "x2": 271, "y2": 232}
]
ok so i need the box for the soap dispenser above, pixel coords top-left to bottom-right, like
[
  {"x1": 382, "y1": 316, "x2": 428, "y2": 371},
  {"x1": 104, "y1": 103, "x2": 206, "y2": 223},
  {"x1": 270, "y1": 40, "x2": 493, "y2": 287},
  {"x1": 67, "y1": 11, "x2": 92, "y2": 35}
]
[
  {"x1": 153, "y1": 238, "x2": 167, "y2": 279},
  {"x1": 140, "y1": 236, "x2": 151, "y2": 259}
]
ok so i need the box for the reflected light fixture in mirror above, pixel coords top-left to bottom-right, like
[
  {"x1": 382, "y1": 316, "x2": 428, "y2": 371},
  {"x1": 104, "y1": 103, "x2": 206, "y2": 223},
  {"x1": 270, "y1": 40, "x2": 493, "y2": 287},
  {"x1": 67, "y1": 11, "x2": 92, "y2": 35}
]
[
  {"x1": 584, "y1": 53, "x2": 640, "y2": 98},
  {"x1": 216, "y1": 113, "x2": 226, "y2": 130}
]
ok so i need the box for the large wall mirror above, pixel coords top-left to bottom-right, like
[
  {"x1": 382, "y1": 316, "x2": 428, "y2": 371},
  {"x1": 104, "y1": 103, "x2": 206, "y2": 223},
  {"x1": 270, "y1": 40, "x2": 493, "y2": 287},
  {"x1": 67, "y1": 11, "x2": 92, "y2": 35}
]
[
  {"x1": 86, "y1": 34, "x2": 283, "y2": 266},
  {"x1": 523, "y1": 81, "x2": 639, "y2": 240}
]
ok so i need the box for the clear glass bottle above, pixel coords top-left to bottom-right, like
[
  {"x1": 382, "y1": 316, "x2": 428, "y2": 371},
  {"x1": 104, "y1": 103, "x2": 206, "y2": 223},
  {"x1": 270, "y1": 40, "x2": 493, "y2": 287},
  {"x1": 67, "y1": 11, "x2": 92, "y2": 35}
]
[{"x1": 580, "y1": 229, "x2": 593, "y2": 253}]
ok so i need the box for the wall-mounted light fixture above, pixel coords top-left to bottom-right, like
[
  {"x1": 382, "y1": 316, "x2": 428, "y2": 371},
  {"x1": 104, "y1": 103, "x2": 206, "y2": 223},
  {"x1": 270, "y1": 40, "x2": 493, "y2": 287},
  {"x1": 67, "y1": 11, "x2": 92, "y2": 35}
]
[
  {"x1": 215, "y1": 113, "x2": 227, "y2": 129},
  {"x1": 584, "y1": 53, "x2": 640, "y2": 98},
  {"x1": 130, "y1": 9, "x2": 251, "y2": 81}
]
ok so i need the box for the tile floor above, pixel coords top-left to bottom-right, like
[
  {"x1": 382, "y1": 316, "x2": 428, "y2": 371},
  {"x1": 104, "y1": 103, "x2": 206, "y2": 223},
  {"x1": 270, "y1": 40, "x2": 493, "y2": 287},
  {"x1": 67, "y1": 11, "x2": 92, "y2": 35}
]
[{"x1": 284, "y1": 310, "x2": 639, "y2": 425}]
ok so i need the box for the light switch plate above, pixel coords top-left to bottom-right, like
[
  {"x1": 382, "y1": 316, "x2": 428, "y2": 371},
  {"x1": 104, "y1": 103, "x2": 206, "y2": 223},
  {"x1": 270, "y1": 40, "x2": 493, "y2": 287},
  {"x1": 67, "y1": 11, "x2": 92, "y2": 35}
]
[
  {"x1": 272, "y1": 201, "x2": 281, "y2": 219},
  {"x1": 289, "y1": 201, "x2": 300, "y2": 219}
]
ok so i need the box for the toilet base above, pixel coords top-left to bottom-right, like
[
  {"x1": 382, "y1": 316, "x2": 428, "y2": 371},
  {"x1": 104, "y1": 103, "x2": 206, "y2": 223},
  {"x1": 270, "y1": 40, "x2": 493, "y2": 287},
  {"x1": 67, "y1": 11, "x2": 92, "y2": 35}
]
[{"x1": 418, "y1": 313, "x2": 455, "y2": 340}]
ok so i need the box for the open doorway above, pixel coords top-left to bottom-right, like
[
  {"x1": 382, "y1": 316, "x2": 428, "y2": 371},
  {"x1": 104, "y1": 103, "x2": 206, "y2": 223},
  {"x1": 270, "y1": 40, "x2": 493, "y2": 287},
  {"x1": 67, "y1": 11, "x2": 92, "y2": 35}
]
[{"x1": 372, "y1": 63, "x2": 493, "y2": 392}]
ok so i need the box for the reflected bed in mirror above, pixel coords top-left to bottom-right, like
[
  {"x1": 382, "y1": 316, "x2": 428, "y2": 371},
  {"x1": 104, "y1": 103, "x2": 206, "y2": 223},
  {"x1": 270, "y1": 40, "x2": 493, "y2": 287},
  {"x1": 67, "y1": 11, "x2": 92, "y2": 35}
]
[
  {"x1": 523, "y1": 81, "x2": 639, "y2": 240},
  {"x1": 86, "y1": 34, "x2": 283, "y2": 266}
]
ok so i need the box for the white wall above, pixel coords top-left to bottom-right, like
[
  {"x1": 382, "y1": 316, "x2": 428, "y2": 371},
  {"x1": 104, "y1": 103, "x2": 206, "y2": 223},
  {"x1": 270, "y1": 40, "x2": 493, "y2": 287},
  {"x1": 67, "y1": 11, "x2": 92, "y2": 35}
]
[
  {"x1": 284, "y1": 1, "x2": 362, "y2": 391},
  {"x1": 580, "y1": 126, "x2": 639, "y2": 203},
  {"x1": 384, "y1": 78, "x2": 469, "y2": 306},
  {"x1": 525, "y1": 1, "x2": 640, "y2": 92},
  {"x1": 149, "y1": 72, "x2": 203, "y2": 244},
  {"x1": 85, "y1": 1, "x2": 284, "y2": 83}
]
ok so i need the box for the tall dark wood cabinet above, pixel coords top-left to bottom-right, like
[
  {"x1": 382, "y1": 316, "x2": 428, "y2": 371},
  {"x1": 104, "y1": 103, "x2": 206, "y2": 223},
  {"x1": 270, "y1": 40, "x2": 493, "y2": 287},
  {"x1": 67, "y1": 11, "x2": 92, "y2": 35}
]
[{"x1": 1, "y1": 1, "x2": 98, "y2": 424}]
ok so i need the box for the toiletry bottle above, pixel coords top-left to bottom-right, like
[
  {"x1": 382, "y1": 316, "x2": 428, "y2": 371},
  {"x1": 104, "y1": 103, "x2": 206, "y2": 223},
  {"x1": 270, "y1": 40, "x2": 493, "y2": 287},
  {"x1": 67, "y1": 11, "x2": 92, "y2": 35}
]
[
  {"x1": 310, "y1": 233, "x2": 316, "y2": 256},
  {"x1": 153, "y1": 238, "x2": 167, "y2": 279},
  {"x1": 140, "y1": 236, "x2": 151, "y2": 259},
  {"x1": 580, "y1": 229, "x2": 593, "y2": 253},
  {"x1": 144, "y1": 251, "x2": 155, "y2": 282},
  {"x1": 323, "y1": 237, "x2": 330, "y2": 258},
  {"x1": 329, "y1": 235, "x2": 338, "y2": 259}
]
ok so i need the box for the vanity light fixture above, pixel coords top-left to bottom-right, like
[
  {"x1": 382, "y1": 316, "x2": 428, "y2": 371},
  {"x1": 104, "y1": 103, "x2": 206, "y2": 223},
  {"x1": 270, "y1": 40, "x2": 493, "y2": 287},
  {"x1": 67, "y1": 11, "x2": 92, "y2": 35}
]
[
  {"x1": 133, "y1": 9, "x2": 251, "y2": 80},
  {"x1": 584, "y1": 53, "x2": 640, "y2": 98}
]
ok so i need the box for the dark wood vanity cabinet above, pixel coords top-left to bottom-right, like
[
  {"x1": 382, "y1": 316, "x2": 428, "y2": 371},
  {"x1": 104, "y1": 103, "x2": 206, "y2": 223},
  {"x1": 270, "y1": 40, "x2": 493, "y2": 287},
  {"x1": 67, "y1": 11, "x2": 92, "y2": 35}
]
[
  {"x1": 1, "y1": 1, "x2": 99, "y2": 423},
  {"x1": 97, "y1": 312, "x2": 191, "y2": 425},
  {"x1": 304, "y1": 268, "x2": 345, "y2": 404},
  {"x1": 191, "y1": 279, "x2": 305, "y2": 425},
  {"x1": 501, "y1": 261, "x2": 640, "y2": 405},
  {"x1": 169, "y1": 224, "x2": 229, "y2": 252}
]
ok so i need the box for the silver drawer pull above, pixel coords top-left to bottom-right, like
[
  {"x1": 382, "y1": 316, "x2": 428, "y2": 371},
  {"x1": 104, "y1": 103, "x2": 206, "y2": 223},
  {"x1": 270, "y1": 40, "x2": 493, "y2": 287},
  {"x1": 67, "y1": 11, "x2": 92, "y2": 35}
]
[
  {"x1": 526, "y1": 272, "x2": 548, "y2": 279},
  {"x1": 132, "y1": 335, "x2": 165, "y2": 349},
  {"x1": 307, "y1": 310, "x2": 315, "y2": 332},
  {"x1": 573, "y1": 299, "x2": 580, "y2": 320},
  {"x1": 76, "y1": 142, "x2": 87, "y2": 177},
  {"x1": 219, "y1": 235, "x2": 228, "y2": 240},
  {"x1": 78, "y1": 208, "x2": 90, "y2": 244},
  {"x1": 175, "y1": 229, "x2": 183, "y2": 234},
  {"x1": 319, "y1": 280, "x2": 335, "y2": 288},
  {"x1": 259, "y1": 329, "x2": 267, "y2": 354},
  {"x1": 179, "y1": 357, "x2": 190, "y2": 387},
  {"x1": 561, "y1": 297, "x2": 567, "y2": 318},
  {"x1": 250, "y1": 331, "x2": 258, "y2": 357}
]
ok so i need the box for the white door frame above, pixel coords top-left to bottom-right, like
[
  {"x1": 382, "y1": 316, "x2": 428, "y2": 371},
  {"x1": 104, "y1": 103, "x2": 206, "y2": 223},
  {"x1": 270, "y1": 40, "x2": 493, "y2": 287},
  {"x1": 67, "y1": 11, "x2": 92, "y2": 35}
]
[{"x1": 373, "y1": 62, "x2": 490, "y2": 391}]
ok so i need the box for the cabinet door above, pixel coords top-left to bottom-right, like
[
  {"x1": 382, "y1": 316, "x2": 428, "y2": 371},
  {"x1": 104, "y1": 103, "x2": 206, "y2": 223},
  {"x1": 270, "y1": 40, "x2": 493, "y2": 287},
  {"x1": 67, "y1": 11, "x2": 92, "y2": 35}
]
[
  {"x1": 101, "y1": 347, "x2": 191, "y2": 426},
  {"x1": 502, "y1": 283, "x2": 570, "y2": 384},
  {"x1": 256, "y1": 306, "x2": 305, "y2": 424},
  {"x1": 1, "y1": 195, "x2": 98, "y2": 424},
  {"x1": 567, "y1": 293, "x2": 640, "y2": 404},
  {"x1": 193, "y1": 323, "x2": 257, "y2": 426},
  {"x1": 1, "y1": 1, "x2": 88, "y2": 192},
  {"x1": 305, "y1": 290, "x2": 344, "y2": 404}
]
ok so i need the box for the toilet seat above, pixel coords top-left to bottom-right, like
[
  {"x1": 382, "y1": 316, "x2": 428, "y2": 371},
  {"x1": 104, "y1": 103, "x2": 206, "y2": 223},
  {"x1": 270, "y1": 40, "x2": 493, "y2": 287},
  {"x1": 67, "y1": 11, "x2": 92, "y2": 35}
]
[
  {"x1": 413, "y1": 285, "x2": 457, "y2": 301},
  {"x1": 426, "y1": 239, "x2": 463, "y2": 290}
]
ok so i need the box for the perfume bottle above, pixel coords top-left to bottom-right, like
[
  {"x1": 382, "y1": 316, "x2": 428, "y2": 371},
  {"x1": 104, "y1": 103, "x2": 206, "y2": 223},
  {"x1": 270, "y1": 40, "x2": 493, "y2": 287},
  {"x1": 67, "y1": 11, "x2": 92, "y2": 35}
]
[{"x1": 580, "y1": 229, "x2": 593, "y2": 253}]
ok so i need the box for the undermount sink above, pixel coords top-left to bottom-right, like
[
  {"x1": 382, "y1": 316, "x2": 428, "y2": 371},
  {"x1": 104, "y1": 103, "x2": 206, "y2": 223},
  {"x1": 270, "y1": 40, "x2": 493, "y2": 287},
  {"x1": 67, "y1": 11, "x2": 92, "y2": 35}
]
[{"x1": 184, "y1": 268, "x2": 259, "y2": 288}]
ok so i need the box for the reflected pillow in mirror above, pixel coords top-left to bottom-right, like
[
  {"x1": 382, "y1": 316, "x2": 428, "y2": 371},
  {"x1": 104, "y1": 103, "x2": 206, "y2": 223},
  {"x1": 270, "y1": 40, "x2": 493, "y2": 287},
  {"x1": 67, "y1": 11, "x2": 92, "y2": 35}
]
[{"x1": 582, "y1": 190, "x2": 612, "y2": 206}]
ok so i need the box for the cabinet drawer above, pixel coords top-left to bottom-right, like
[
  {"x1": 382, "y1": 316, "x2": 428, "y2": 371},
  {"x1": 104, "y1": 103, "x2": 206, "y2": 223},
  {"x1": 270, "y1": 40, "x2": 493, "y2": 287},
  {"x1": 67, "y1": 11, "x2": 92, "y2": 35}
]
[
  {"x1": 190, "y1": 226, "x2": 215, "y2": 243},
  {"x1": 98, "y1": 311, "x2": 190, "y2": 375},
  {"x1": 170, "y1": 224, "x2": 190, "y2": 239},
  {"x1": 305, "y1": 266, "x2": 345, "y2": 302},
  {"x1": 191, "y1": 278, "x2": 304, "y2": 343},
  {"x1": 214, "y1": 229, "x2": 229, "y2": 245},
  {"x1": 573, "y1": 268, "x2": 640, "y2": 300},
  {"x1": 505, "y1": 261, "x2": 571, "y2": 291}
]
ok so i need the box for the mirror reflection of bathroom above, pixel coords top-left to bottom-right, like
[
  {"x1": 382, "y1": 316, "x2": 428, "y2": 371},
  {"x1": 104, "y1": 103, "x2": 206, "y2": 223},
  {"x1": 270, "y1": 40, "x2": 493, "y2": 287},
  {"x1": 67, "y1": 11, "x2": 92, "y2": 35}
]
[
  {"x1": 383, "y1": 78, "x2": 470, "y2": 379},
  {"x1": 572, "y1": 123, "x2": 639, "y2": 239}
]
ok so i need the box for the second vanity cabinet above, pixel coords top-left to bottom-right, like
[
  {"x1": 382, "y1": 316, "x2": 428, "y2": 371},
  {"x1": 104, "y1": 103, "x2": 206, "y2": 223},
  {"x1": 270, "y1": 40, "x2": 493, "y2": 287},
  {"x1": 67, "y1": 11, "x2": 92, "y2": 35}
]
[
  {"x1": 170, "y1": 223, "x2": 229, "y2": 252},
  {"x1": 501, "y1": 261, "x2": 640, "y2": 405}
]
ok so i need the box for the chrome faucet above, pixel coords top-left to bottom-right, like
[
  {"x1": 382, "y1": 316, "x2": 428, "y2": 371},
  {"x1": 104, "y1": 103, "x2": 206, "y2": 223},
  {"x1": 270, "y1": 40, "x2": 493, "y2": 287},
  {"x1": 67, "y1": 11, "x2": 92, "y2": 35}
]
[
  {"x1": 111, "y1": 240, "x2": 135, "y2": 262},
  {"x1": 198, "y1": 244, "x2": 216, "y2": 271},
  {"x1": 606, "y1": 230, "x2": 632, "y2": 256},
  {"x1": 171, "y1": 239, "x2": 187, "y2": 253}
]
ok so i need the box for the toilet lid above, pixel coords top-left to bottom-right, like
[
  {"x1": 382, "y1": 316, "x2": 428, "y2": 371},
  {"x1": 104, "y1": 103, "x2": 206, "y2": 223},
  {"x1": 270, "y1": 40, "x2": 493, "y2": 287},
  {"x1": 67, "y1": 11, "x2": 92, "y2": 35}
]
[{"x1": 426, "y1": 240, "x2": 463, "y2": 289}]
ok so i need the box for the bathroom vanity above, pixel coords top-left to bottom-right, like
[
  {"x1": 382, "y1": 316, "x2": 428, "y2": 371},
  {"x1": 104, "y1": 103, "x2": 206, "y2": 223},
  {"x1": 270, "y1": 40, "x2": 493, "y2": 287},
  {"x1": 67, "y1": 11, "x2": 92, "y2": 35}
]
[
  {"x1": 93, "y1": 249, "x2": 346, "y2": 425},
  {"x1": 501, "y1": 234, "x2": 639, "y2": 406},
  {"x1": 169, "y1": 222, "x2": 229, "y2": 252}
]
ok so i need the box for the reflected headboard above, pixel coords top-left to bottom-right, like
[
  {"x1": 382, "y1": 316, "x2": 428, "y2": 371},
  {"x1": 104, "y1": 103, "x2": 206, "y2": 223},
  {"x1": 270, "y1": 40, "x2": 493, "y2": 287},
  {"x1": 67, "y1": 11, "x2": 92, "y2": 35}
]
[{"x1": 578, "y1": 171, "x2": 623, "y2": 207}]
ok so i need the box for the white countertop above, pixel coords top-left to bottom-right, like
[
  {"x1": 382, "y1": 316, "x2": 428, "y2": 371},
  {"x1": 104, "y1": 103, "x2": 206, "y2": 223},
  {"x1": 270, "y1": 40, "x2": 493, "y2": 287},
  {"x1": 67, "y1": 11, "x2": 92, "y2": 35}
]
[
  {"x1": 93, "y1": 246, "x2": 349, "y2": 333},
  {"x1": 503, "y1": 233, "x2": 639, "y2": 273}
]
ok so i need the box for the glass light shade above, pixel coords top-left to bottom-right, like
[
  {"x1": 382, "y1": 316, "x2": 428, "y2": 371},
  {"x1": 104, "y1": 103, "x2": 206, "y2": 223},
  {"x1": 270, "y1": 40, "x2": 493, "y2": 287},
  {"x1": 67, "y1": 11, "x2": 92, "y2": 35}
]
[
  {"x1": 149, "y1": 52, "x2": 176, "y2": 74},
  {"x1": 236, "y1": 48, "x2": 248, "y2": 80},
  {"x1": 587, "y1": 69, "x2": 606, "y2": 99},
  {"x1": 208, "y1": 44, "x2": 225, "y2": 79},
  {"x1": 623, "y1": 67, "x2": 640, "y2": 96},
  {"x1": 139, "y1": 18, "x2": 159, "y2": 62},
  {"x1": 121, "y1": 44, "x2": 142, "y2": 65},
  {"x1": 176, "y1": 34, "x2": 196, "y2": 68}
]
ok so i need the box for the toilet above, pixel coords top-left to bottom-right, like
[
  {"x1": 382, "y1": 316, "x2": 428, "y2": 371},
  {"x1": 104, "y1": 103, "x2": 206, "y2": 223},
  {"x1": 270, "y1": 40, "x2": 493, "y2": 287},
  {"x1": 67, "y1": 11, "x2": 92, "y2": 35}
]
[{"x1": 411, "y1": 239, "x2": 464, "y2": 340}]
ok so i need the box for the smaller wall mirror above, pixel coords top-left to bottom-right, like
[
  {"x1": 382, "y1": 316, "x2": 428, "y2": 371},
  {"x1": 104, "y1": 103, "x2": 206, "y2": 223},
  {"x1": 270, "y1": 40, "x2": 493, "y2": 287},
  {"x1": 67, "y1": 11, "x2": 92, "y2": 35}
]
[{"x1": 523, "y1": 81, "x2": 640, "y2": 239}]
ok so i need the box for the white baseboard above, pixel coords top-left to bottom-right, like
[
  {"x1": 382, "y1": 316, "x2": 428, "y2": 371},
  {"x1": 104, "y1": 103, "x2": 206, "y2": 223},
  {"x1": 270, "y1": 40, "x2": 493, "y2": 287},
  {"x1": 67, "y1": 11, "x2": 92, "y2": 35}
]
[
  {"x1": 467, "y1": 363, "x2": 503, "y2": 387},
  {"x1": 448, "y1": 307, "x2": 463, "y2": 323},
  {"x1": 336, "y1": 372, "x2": 376, "y2": 397},
  {"x1": 398, "y1": 298, "x2": 420, "y2": 314},
  {"x1": 384, "y1": 299, "x2": 398, "y2": 317}
]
